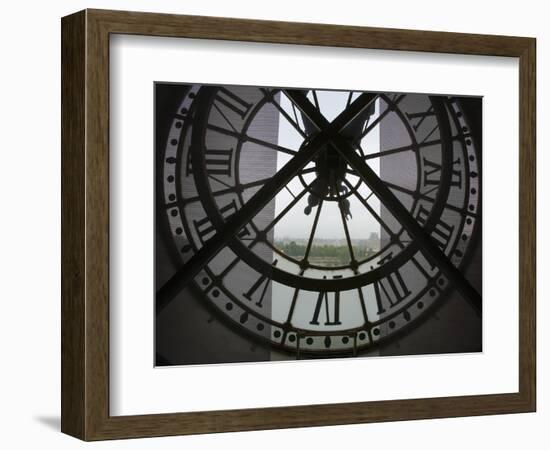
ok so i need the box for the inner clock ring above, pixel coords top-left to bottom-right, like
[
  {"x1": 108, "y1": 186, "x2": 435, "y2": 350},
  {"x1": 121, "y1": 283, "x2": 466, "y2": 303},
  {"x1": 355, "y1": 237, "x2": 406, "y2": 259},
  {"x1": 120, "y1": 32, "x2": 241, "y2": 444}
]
[
  {"x1": 225, "y1": 89, "x2": 425, "y2": 272},
  {"x1": 225, "y1": 90, "x2": 391, "y2": 271},
  {"x1": 188, "y1": 87, "x2": 456, "y2": 291}
]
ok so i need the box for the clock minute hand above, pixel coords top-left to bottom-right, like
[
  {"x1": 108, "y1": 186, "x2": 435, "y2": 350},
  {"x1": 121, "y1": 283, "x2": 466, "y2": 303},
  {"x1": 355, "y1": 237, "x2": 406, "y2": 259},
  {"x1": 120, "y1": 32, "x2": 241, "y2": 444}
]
[
  {"x1": 157, "y1": 91, "x2": 382, "y2": 314},
  {"x1": 334, "y1": 135, "x2": 482, "y2": 315},
  {"x1": 285, "y1": 90, "x2": 481, "y2": 316}
]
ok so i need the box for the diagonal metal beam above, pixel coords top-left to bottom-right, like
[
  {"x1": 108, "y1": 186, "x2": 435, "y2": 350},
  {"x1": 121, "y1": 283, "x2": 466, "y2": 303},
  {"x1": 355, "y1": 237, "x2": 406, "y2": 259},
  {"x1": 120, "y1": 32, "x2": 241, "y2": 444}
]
[
  {"x1": 157, "y1": 91, "x2": 384, "y2": 313},
  {"x1": 286, "y1": 90, "x2": 482, "y2": 316},
  {"x1": 156, "y1": 132, "x2": 326, "y2": 313},
  {"x1": 334, "y1": 135, "x2": 481, "y2": 315},
  {"x1": 284, "y1": 90, "x2": 378, "y2": 135}
]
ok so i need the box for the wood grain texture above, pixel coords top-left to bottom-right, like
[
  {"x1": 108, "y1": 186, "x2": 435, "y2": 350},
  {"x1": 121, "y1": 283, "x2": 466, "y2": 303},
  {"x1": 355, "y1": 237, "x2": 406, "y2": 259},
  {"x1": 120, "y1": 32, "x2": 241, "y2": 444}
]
[
  {"x1": 61, "y1": 10, "x2": 86, "y2": 439},
  {"x1": 61, "y1": 8, "x2": 537, "y2": 441},
  {"x1": 518, "y1": 38, "x2": 536, "y2": 409}
]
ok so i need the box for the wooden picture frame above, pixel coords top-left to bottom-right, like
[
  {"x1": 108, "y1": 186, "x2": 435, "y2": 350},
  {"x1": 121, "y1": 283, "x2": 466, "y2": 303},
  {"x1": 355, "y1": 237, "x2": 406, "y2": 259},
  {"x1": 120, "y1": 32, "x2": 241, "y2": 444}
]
[{"x1": 61, "y1": 8, "x2": 536, "y2": 440}]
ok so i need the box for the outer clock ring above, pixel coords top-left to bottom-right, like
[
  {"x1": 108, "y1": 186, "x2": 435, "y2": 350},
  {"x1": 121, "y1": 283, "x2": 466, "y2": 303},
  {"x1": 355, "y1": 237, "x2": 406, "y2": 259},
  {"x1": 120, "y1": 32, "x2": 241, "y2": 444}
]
[{"x1": 159, "y1": 85, "x2": 481, "y2": 355}]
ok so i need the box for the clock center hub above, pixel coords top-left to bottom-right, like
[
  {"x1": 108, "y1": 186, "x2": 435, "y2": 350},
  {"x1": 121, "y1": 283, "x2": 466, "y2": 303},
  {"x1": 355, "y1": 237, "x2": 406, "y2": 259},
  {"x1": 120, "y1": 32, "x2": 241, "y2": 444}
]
[
  {"x1": 303, "y1": 142, "x2": 353, "y2": 218},
  {"x1": 314, "y1": 144, "x2": 348, "y2": 191}
]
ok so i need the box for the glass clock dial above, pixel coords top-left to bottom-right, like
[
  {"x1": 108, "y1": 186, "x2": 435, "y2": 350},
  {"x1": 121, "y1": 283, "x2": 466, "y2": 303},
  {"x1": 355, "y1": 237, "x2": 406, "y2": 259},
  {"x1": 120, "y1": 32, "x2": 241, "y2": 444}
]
[{"x1": 157, "y1": 84, "x2": 481, "y2": 358}]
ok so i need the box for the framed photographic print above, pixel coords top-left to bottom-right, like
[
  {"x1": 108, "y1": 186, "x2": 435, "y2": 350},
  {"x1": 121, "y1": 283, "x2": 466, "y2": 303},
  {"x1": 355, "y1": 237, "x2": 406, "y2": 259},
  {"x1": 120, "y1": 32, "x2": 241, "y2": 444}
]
[{"x1": 61, "y1": 9, "x2": 536, "y2": 440}]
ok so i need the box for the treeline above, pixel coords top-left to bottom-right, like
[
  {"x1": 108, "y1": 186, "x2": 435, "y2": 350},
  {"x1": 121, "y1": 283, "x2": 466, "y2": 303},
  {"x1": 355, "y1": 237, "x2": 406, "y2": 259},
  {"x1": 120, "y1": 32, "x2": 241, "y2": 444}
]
[{"x1": 276, "y1": 241, "x2": 374, "y2": 260}]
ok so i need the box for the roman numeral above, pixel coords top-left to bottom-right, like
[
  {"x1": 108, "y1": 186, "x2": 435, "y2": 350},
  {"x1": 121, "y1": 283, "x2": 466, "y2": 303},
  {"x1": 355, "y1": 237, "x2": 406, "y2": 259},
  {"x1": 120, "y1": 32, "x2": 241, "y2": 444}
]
[
  {"x1": 310, "y1": 291, "x2": 341, "y2": 326},
  {"x1": 406, "y1": 106, "x2": 435, "y2": 132},
  {"x1": 214, "y1": 87, "x2": 253, "y2": 120},
  {"x1": 422, "y1": 156, "x2": 463, "y2": 189},
  {"x1": 193, "y1": 199, "x2": 249, "y2": 244},
  {"x1": 243, "y1": 260, "x2": 278, "y2": 308},
  {"x1": 416, "y1": 204, "x2": 456, "y2": 251},
  {"x1": 406, "y1": 105, "x2": 441, "y2": 143},
  {"x1": 187, "y1": 148, "x2": 234, "y2": 177},
  {"x1": 374, "y1": 268, "x2": 411, "y2": 314}
]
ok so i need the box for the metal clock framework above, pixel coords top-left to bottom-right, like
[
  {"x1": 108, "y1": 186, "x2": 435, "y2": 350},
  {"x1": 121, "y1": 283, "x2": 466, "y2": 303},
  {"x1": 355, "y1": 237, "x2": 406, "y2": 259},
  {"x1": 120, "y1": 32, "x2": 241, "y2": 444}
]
[{"x1": 157, "y1": 84, "x2": 481, "y2": 358}]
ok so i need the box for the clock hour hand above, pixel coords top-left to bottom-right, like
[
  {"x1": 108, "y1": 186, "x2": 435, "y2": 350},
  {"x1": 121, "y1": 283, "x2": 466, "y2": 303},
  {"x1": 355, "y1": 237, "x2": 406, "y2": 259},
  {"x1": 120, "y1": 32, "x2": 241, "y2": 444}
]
[
  {"x1": 157, "y1": 91, "x2": 380, "y2": 314},
  {"x1": 284, "y1": 90, "x2": 482, "y2": 316}
]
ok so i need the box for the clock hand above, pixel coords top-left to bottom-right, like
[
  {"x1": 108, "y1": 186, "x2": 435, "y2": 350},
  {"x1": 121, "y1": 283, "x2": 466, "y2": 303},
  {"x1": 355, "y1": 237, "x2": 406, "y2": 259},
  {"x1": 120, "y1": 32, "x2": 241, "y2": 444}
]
[
  {"x1": 285, "y1": 90, "x2": 481, "y2": 316},
  {"x1": 337, "y1": 140, "x2": 482, "y2": 316},
  {"x1": 157, "y1": 91, "x2": 379, "y2": 314}
]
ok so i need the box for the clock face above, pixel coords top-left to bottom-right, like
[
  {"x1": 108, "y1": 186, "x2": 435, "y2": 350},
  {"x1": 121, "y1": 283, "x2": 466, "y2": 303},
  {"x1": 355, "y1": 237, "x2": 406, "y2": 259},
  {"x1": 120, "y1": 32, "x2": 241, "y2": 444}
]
[{"x1": 155, "y1": 83, "x2": 482, "y2": 363}]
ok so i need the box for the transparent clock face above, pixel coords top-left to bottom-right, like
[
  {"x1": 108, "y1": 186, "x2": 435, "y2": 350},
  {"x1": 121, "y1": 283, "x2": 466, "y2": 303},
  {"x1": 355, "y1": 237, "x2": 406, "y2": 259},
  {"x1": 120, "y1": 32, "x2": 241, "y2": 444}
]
[{"x1": 155, "y1": 82, "x2": 482, "y2": 365}]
